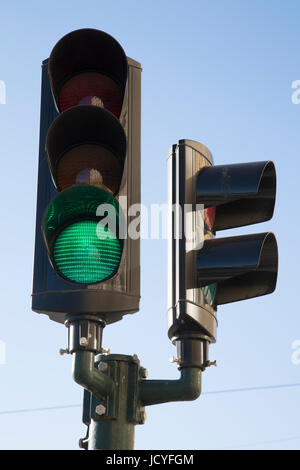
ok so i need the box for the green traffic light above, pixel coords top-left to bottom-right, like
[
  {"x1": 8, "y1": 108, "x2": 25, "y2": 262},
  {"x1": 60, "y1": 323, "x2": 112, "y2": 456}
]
[
  {"x1": 53, "y1": 220, "x2": 122, "y2": 284},
  {"x1": 201, "y1": 283, "x2": 217, "y2": 306},
  {"x1": 42, "y1": 184, "x2": 123, "y2": 285}
]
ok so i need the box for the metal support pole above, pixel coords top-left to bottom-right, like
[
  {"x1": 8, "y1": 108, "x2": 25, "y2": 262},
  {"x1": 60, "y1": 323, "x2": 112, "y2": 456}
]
[
  {"x1": 66, "y1": 319, "x2": 205, "y2": 450},
  {"x1": 65, "y1": 317, "x2": 144, "y2": 450},
  {"x1": 72, "y1": 351, "x2": 114, "y2": 400},
  {"x1": 84, "y1": 354, "x2": 141, "y2": 450},
  {"x1": 139, "y1": 367, "x2": 201, "y2": 407}
]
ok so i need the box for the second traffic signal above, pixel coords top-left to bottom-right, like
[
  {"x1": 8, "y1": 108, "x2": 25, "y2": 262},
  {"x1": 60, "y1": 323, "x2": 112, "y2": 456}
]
[{"x1": 168, "y1": 140, "x2": 278, "y2": 369}]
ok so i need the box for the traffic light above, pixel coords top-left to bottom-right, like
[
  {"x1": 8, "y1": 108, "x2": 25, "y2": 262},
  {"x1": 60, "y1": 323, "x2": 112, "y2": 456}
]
[
  {"x1": 32, "y1": 29, "x2": 141, "y2": 325},
  {"x1": 167, "y1": 140, "x2": 278, "y2": 368}
]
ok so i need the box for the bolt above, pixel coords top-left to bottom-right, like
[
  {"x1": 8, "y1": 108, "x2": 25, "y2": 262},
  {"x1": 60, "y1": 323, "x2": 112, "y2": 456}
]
[
  {"x1": 95, "y1": 404, "x2": 106, "y2": 416},
  {"x1": 59, "y1": 348, "x2": 69, "y2": 356},
  {"x1": 132, "y1": 354, "x2": 139, "y2": 363},
  {"x1": 206, "y1": 360, "x2": 218, "y2": 368},
  {"x1": 79, "y1": 337, "x2": 88, "y2": 347},
  {"x1": 137, "y1": 410, "x2": 146, "y2": 424},
  {"x1": 100, "y1": 347, "x2": 110, "y2": 355},
  {"x1": 170, "y1": 356, "x2": 180, "y2": 364},
  {"x1": 78, "y1": 438, "x2": 88, "y2": 449},
  {"x1": 98, "y1": 362, "x2": 108, "y2": 372},
  {"x1": 139, "y1": 367, "x2": 148, "y2": 379}
]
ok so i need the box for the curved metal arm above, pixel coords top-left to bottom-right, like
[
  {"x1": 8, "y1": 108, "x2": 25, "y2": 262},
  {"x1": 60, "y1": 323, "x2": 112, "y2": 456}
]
[
  {"x1": 139, "y1": 367, "x2": 201, "y2": 406},
  {"x1": 72, "y1": 350, "x2": 114, "y2": 400}
]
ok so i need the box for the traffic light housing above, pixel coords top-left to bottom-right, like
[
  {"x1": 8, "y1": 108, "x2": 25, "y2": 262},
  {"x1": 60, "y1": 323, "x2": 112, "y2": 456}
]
[
  {"x1": 32, "y1": 29, "x2": 141, "y2": 325},
  {"x1": 167, "y1": 140, "x2": 278, "y2": 369}
]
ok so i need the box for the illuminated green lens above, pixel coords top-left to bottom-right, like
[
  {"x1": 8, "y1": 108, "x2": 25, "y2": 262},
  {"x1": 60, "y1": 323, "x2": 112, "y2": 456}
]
[
  {"x1": 53, "y1": 220, "x2": 122, "y2": 284},
  {"x1": 201, "y1": 283, "x2": 217, "y2": 306}
]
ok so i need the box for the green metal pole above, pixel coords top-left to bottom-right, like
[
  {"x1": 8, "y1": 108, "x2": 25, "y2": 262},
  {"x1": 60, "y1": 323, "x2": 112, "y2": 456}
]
[
  {"x1": 73, "y1": 352, "x2": 202, "y2": 450},
  {"x1": 75, "y1": 353, "x2": 142, "y2": 450},
  {"x1": 139, "y1": 367, "x2": 202, "y2": 406},
  {"x1": 86, "y1": 355, "x2": 137, "y2": 450},
  {"x1": 72, "y1": 351, "x2": 114, "y2": 399},
  {"x1": 68, "y1": 318, "x2": 204, "y2": 450}
]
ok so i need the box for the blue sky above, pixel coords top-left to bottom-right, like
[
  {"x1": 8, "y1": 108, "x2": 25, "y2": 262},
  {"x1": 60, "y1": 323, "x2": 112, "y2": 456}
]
[{"x1": 0, "y1": 0, "x2": 300, "y2": 450}]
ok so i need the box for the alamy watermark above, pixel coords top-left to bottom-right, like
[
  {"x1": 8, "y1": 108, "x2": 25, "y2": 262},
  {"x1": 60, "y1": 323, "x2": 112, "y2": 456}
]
[
  {"x1": 95, "y1": 198, "x2": 206, "y2": 250},
  {"x1": 291, "y1": 339, "x2": 300, "y2": 365},
  {"x1": 291, "y1": 80, "x2": 300, "y2": 104},
  {"x1": 0, "y1": 80, "x2": 6, "y2": 104},
  {"x1": 0, "y1": 340, "x2": 6, "y2": 365}
]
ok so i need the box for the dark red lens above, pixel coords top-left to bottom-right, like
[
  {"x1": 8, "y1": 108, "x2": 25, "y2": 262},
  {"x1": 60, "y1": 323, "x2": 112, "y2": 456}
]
[
  {"x1": 58, "y1": 72, "x2": 123, "y2": 117},
  {"x1": 204, "y1": 206, "x2": 216, "y2": 230}
]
